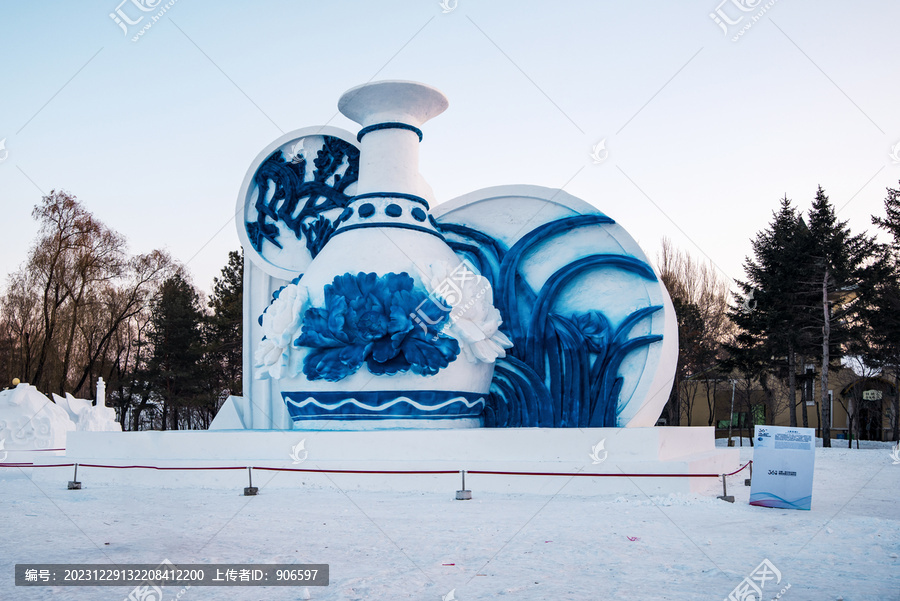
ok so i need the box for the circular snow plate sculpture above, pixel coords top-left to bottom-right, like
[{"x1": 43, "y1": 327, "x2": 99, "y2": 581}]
[
  {"x1": 432, "y1": 184, "x2": 677, "y2": 428},
  {"x1": 236, "y1": 127, "x2": 360, "y2": 280}
]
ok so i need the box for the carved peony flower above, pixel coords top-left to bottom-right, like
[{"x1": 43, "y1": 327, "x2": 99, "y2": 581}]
[
  {"x1": 424, "y1": 261, "x2": 513, "y2": 364},
  {"x1": 295, "y1": 272, "x2": 460, "y2": 382},
  {"x1": 255, "y1": 280, "x2": 309, "y2": 379}
]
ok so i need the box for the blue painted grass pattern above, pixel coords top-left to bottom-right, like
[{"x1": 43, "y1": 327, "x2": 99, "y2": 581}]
[{"x1": 440, "y1": 216, "x2": 663, "y2": 427}]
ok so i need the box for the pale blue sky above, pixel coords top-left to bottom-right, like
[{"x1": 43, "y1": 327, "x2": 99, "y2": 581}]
[{"x1": 1, "y1": 0, "x2": 898, "y2": 294}]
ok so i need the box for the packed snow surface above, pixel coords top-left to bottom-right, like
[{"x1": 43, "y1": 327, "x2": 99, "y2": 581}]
[{"x1": 1, "y1": 440, "x2": 898, "y2": 600}]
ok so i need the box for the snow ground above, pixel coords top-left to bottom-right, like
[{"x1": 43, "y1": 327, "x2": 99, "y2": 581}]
[{"x1": 1, "y1": 441, "x2": 898, "y2": 601}]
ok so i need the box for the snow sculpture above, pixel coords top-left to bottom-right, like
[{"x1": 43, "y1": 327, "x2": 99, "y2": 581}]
[
  {"x1": 232, "y1": 81, "x2": 677, "y2": 430},
  {"x1": 0, "y1": 383, "x2": 74, "y2": 450},
  {"x1": 51, "y1": 378, "x2": 121, "y2": 432},
  {"x1": 56, "y1": 392, "x2": 119, "y2": 432},
  {"x1": 53, "y1": 392, "x2": 91, "y2": 424}
]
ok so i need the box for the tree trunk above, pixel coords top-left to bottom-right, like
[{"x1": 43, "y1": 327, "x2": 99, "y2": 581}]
[
  {"x1": 32, "y1": 279, "x2": 66, "y2": 387},
  {"x1": 59, "y1": 286, "x2": 86, "y2": 396},
  {"x1": 131, "y1": 394, "x2": 149, "y2": 431},
  {"x1": 788, "y1": 344, "x2": 797, "y2": 427},
  {"x1": 706, "y1": 379, "x2": 719, "y2": 427},
  {"x1": 847, "y1": 414, "x2": 853, "y2": 449},
  {"x1": 684, "y1": 380, "x2": 697, "y2": 427},
  {"x1": 815, "y1": 394, "x2": 822, "y2": 438},
  {"x1": 821, "y1": 271, "x2": 831, "y2": 447},
  {"x1": 893, "y1": 367, "x2": 900, "y2": 443},
  {"x1": 800, "y1": 355, "x2": 809, "y2": 428},
  {"x1": 118, "y1": 391, "x2": 128, "y2": 431},
  {"x1": 667, "y1": 373, "x2": 681, "y2": 427},
  {"x1": 847, "y1": 395, "x2": 854, "y2": 450},
  {"x1": 23, "y1": 331, "x2": 32, "y2": 383}
]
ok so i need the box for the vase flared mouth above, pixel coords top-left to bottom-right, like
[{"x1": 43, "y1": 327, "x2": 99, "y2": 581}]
[{"x1": 337, "y1": 80, "x2": 449, "y2": 128}]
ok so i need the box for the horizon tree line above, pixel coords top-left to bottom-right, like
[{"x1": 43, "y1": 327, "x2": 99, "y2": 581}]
[{"x1": 0, "y1": 190, "x2": 242, "y2": 430}]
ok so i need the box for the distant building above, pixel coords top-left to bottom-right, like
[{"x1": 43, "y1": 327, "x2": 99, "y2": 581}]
[{"x1": 666, "y1": 365, "x2": 896, "y2": 442}]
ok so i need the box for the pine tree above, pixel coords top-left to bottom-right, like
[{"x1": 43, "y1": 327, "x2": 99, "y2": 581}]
[
  {"x1": 865, "y1": 181, "x2": 900, "y2": 442},
  {"x1": 728, "y1": 196, "x2": 813, "y2": 429},
  {"x1": 872, "y1": 181, "x2": 900, "y2": 249},
  {"x1": 806, "y1": 186, "x2": 875, "y2": 447},
  {"x1": 205, "y1": 250, "x2": 244, "y2": 403},
  {"x1": 146, "y1": 273, "x2": 204, "y2": 430},
  {"x1": 853, "y1": 249, "x2": 899, "y2": 442}
]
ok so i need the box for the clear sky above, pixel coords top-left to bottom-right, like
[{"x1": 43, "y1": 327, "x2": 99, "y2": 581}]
[{"x1": 1, "y1": 0, "x2": 898, "y2": 295}]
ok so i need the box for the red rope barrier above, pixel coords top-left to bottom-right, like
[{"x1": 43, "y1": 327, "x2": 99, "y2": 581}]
[
  {"x1": 253, "y1": 467, "x2": 459, "y2": 475},
  {"x1": 78, "y1": 464, "x2": 246, "y2": 471},
  {"x1": 0, "y1": 463, "x2": 74, "y2": 468},
  {"x1": 462, "y1": 460, "x2": 752, "y2": 479},
  {"x1": 1, "y1": 460, "x2": 753, "y2": 479},
  {"x1": 723, "y1": 460, "x2": 752, "y2": 477},
  {"x1": 467, "y1": 470, "x2": 720, "y2": 478}
]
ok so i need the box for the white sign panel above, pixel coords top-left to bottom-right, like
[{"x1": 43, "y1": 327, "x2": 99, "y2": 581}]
[{"x1": 749, "y1": 425, "x2": 815, "y2": 510}]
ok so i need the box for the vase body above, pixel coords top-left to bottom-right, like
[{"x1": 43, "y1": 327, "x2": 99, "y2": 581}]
[{"x1": 276, "y1": 81, "x2": 496, "y2": 428}]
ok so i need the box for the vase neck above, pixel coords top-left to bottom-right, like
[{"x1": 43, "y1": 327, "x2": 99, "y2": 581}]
[{"x1": 338, "y1": 80, "x2": 448, "y2": 199}]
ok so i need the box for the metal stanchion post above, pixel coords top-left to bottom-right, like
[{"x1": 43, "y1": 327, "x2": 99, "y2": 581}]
[
  {"x1": 455, "y1": 470, "x2": 472, "y2": 500},
  {"x1": 717, "y1": 474, "x2": 734, "y2": 503},
  {"x1": 243, "y1": 467, "x2": 258, "y2": 496},
  {"x1": 68, "y1": 463, "x2": 82, "y2": 490}
]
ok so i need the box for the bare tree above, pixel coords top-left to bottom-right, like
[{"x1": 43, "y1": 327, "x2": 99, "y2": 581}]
[
  {"x1": 0, "y1": 191, "x2": 173, "y2": 406},
  {"x1": 657, "y1": 238, "x2": 734, "y2": 426}
]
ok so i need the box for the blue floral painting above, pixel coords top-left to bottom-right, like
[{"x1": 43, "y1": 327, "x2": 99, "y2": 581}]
[
  {"x1": 439, "y1": 215, "x2": 664, "y2": 427},
  {"x1": 295, "y1": 272, "x2": 460, "y2": 381}
]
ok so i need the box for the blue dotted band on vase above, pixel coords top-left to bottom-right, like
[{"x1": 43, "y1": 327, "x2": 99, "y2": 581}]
[
  {"x1": 352, "y1": 192, "x2": 430, "y2": 210},
  {"x1": 357, "y1": 122, "x2": 424, "y2": 143}
]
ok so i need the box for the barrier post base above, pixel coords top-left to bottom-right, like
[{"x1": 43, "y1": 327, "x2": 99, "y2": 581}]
[
  {"x1": 717, "y1": 474, "x2": 734, "y2": 502},
  {"x1": 455, "y1": 470, "x2": 472, "y2": 500}
]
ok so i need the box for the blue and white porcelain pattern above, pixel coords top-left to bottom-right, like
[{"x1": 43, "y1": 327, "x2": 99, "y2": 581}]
[
  {"x1": 236, "y1": 82, "x2": 677, "y2": 430},
  {"x1": 249, "y1": 82, "x2": 509, "y2": 426},
  {"x1": 236, "y1": 127, "x2": 361, "y2": 281},
  {"x1": 433, "y1": 185, "x2": 678, "y2": 428}
]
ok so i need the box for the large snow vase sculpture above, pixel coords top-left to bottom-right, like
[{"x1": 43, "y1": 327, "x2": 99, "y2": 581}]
[
  {"x1": 250, "y1": 81, "x2": 511, "y2": 427},
  {"x1": 236, "y1": 80, "x2": 677, "y2": 430}
]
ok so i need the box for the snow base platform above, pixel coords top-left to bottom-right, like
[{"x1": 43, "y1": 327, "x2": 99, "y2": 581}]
[{"x1": 28, "y1": 427, "x2": 739, "y2": 496}]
